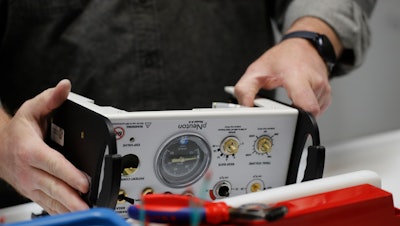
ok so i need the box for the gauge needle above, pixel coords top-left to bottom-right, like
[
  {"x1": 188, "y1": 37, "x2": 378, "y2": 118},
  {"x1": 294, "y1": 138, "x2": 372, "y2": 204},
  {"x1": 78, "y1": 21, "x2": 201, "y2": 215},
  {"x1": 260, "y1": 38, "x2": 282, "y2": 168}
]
[{"x1": 171, "y1": 156, "x2": 198, "y2": 163}]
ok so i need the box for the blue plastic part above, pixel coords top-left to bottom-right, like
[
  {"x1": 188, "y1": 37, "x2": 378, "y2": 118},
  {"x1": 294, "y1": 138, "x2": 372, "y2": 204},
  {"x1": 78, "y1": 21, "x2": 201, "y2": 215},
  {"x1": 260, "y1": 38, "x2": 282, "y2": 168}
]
[
  {"x1": 4, "y1": 208, "x2": 130, "y2": 226},
  {"x1": 128, "y1": 205, "x2": 206, "y2": 224}
]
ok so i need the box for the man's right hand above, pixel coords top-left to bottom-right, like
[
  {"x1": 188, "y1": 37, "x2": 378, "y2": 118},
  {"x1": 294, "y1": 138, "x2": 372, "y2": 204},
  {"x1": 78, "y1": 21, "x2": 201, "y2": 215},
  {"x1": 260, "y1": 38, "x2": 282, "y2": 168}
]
[{"x1": 0, "y1": 79, "x2": 89, "y2": 214}]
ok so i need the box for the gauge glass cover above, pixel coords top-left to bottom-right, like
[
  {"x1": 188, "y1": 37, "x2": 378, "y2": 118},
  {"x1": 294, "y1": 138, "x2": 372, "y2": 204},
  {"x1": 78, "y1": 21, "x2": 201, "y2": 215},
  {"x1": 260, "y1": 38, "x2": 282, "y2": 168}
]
[{"x1": 155, "y1": 133, "x2": 211, "y2": 188}]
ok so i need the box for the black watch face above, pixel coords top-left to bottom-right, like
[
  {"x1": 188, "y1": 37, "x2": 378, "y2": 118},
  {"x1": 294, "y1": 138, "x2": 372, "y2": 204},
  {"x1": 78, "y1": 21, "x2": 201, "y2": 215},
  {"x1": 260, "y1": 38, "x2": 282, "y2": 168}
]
[{"x1": 319, "y1": 35, "x2": 336, "y2": 64}]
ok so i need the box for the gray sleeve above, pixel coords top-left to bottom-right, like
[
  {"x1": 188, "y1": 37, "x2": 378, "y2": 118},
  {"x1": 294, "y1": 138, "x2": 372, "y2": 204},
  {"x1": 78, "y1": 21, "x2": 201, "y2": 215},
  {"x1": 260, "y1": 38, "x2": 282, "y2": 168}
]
[{"x1": 281, "y1": 0, "x2": 377, "y2": 76}]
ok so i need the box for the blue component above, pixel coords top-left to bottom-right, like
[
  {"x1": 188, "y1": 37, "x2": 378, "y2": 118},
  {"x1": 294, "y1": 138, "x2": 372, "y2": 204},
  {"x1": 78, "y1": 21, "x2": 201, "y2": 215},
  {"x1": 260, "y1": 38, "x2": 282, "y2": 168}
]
[
  {"x1": 128, "y1": 205, "x2": 206, "y2": 224},
  {"x1": 4, "y1": 208, "x2": 130, "y2": 226}
]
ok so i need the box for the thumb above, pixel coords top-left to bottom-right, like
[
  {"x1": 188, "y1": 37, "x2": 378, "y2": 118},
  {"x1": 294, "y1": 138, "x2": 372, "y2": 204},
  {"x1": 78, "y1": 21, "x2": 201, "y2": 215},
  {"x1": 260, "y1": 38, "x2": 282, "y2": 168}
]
[
  {"x1": 22, "y1": 79, "x2": 71, "y2": 119},
  {"x1": 42, "y1": 79, "x2": 71, "y2": 115}
]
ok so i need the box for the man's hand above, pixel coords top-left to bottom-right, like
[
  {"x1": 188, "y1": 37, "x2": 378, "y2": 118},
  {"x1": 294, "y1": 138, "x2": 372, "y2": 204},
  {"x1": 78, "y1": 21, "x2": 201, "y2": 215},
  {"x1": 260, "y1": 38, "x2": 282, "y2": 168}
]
[
  {"x1": 234, "y1": 37, "x2": 331, "y2": 117},
  {"x1": 234, "y1": 17, "x2": 343, "y2": 117},
  {"x1": 0, "y1": 79, "x2": 89, "y2": 214}
]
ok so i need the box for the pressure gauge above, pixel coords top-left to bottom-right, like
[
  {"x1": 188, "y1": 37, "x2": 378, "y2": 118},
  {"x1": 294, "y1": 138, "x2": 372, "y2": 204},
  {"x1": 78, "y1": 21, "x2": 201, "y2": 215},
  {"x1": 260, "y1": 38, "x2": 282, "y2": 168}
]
[{"x1": 155, "y1": 133, "x2": 211, "y2": 188}]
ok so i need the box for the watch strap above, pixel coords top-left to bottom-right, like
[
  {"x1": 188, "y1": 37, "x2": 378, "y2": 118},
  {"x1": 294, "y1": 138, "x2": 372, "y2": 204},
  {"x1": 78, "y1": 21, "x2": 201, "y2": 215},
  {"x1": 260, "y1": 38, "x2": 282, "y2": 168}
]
[{"x1": 282, "y1": 31, "x2": 336, "y2": 73}]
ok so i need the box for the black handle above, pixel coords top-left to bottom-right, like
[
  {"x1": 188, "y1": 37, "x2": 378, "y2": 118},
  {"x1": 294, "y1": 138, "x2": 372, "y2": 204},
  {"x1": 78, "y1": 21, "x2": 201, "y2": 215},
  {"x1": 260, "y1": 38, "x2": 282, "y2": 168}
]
[
  {"x1": 46, "y1": 98, "x2": 121, "y2": 208},
  {"x1": 286, "y1": 109, "x2": 325, "y2": 184}
]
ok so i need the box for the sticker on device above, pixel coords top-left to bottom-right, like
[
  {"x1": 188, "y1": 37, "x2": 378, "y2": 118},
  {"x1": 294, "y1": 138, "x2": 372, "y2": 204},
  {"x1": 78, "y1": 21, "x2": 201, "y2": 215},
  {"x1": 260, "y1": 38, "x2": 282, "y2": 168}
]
[{"x1": 51, "y1": 123, "x2": 65, "y2": 146}]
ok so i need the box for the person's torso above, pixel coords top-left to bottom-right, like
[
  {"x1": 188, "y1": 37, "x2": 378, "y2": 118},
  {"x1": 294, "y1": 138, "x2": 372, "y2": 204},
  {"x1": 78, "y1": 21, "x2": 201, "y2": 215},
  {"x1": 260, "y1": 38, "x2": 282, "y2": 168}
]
[{"x1": 0, "y1": 0, "x2": 274, "y2": 113}]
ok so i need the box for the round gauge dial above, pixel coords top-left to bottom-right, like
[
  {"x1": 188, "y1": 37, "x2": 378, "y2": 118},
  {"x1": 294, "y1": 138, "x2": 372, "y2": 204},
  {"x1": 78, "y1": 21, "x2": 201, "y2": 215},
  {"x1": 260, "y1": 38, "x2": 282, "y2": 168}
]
[{"x1": 155, "y1": 133, "x2": 211, "y2": 188}]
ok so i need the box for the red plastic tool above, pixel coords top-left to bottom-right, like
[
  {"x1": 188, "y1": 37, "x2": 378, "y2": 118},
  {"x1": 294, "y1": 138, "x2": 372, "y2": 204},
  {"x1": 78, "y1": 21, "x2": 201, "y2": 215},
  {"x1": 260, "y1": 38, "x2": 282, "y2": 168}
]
[
  {"x1": 129, "y1": 184, "x2": 400, "y2": 225},
  {"x1": 223, "y1": 184, "x2": 400, "y2": 226}
]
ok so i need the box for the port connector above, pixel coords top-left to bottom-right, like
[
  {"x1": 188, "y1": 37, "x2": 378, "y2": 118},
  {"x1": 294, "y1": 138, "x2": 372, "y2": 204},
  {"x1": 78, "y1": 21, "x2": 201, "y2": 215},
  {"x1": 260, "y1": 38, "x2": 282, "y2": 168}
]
[
  {"x1": 121, "y1": 154, "x2": 140, "y2": 176},
  {"x1": 250, "y1": 182, "x2": 262, "y2": 192},
  {"x1": 142, "y1": 187, "x2": 154, "y2": 196},
  {"x1": 213, "y1": 181, "x2": 232, "y2": 199},
  {"x1": 182, "y1": 190, "x2": 195, "y2": 196},
  {"x1": 246, "y1": 179, "x2": 265, "y2": 193}
]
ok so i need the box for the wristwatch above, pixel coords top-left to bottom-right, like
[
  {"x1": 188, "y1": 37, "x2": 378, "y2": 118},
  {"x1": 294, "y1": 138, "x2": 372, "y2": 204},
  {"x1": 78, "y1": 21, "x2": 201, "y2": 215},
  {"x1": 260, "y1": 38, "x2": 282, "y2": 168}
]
[{"x1": 281, "y1": 31, "x2": 336, "y2": 73}]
